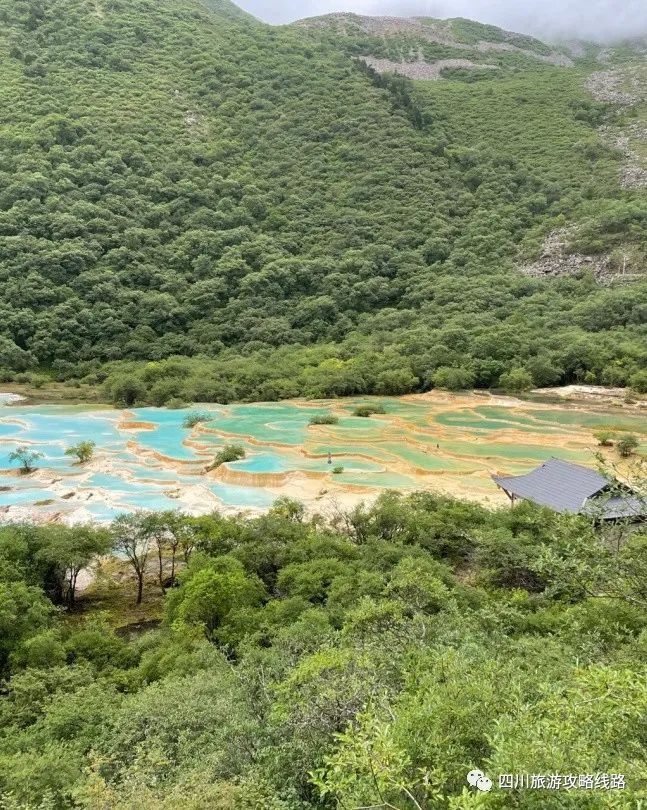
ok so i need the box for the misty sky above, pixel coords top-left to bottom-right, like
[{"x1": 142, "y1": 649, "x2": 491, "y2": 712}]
[{"x1": 237, "y1": 0, "x2": 647, "y2": 42}]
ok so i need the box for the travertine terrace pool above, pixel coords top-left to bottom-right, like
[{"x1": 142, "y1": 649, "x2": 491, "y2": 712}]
[{"x1": 0, "y1": 393, "x2": 644, "y2": 522}]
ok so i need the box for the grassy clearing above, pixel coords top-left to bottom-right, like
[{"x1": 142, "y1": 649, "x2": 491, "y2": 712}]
[{"x1": 71, "y1": 557, "x2": 165, "y2": 630}]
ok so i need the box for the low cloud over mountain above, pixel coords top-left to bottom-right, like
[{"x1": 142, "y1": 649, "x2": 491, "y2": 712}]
[{"x1": 241, "y1": 0, "x2": 647, "y2": 42}]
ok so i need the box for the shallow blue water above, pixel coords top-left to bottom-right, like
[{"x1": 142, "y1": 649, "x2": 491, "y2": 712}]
[
  {"x1": 128, "y1": 408, "x2": 211, "y2": 460},
  {"x1": 0, "y1": 422, "x2": 23, "y2": 438},
  {"x1": 0, "y1": 402, "x2": 314, "y2": 518},
  {"x1": 210, "y1": 483, "x2": 276, "y2": 509},
  {"x1": 0, "y1": 487, "x2": 58, "y2": 506},
  {"x1": 229, "y1": 453, "x2": 294, "y2": 473},
  {"x1": 83, "y1": 503, "x2": 125, "y2": 522}
]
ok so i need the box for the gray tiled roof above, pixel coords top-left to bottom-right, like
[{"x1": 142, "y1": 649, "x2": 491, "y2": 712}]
[
  {"x1": 581, "y1": 495, "x2": 646, "y2": 521},
  {"x1": 492, "y1": 458, "x2": 610, "y2": 513}
]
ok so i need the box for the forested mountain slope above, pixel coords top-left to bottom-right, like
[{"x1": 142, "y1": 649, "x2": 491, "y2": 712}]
[{"x1": 0, "y1": 0, "x2": 645, "y2": 404}]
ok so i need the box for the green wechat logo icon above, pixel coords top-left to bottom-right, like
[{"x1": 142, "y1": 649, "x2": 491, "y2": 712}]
[{"x1": 467, "y1": 769, "x2": 493, "y2": 792}]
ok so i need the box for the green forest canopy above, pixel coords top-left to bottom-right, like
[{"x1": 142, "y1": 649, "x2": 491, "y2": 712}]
[
  {"x1": 0, "y1": 0, "x2": 645, "y2": 405},
  {"x1": 0, "y1": 494, "x2": 646, "y2": 808}
]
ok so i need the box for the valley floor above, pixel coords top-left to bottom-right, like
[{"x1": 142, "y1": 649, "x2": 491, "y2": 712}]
[{"x1": 0, "y1": 387, "x2": 644, "y2": 523}]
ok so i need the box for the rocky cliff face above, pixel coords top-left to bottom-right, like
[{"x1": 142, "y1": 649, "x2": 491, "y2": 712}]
[
  {"x1": 587, "y1": 65, "x2": 647, "y2": 189},
  {"x1": 294, "y1": 13, "x2": 574, "y2": 67}
]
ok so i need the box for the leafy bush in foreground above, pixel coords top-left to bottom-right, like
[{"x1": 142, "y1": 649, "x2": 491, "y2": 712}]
[{"x1": 0, "y1": 492, "x2": 645, "y2": 807}]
